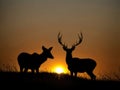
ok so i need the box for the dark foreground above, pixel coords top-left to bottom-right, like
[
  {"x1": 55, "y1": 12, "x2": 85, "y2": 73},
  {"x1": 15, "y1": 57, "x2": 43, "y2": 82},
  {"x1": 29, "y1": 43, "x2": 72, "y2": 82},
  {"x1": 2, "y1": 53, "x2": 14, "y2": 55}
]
[{"x1": 0, "y1": 72, "x2": 120, "y2": 89}]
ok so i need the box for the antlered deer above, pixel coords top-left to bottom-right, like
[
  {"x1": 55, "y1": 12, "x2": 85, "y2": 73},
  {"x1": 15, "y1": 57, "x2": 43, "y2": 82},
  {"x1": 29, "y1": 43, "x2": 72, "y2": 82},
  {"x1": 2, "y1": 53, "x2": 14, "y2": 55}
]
[
  {"x1": 17, "y1": 46, "x2": 54, "y2": 73},
  {"x1": 58, "y1": 32, "x2": 97, "y2": 80}
]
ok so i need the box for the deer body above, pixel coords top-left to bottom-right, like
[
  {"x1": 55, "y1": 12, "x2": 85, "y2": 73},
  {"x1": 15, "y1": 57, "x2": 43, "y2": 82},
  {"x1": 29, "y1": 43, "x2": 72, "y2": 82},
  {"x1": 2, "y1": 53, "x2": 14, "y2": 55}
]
[
  {"x1": 65, "y1": 50, "x2": 96, "y2": 79},
  {"x1": 67, "y1": 58, "x2": 96, "y2": 73},
  {"x1": 17, "y1": 46, "x2": 54, "y2": 73},
  {"x1": 58, "y1": 32, "x2": 97, "y2": 80}
]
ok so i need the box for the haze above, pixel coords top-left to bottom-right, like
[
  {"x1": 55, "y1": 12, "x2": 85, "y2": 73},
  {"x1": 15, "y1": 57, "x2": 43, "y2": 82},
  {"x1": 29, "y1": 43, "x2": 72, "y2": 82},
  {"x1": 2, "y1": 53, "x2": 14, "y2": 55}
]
[{"x1": 0, "y1": 0, "x2": 120, "y2": 78}]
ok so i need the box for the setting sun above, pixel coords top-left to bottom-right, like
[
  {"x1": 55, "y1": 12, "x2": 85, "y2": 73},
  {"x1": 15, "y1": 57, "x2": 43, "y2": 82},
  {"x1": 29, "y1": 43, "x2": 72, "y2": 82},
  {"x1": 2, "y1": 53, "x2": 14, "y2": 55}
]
[
  {"x1": 52, "y1": 65, "x2": 68, "y2": 74},
  {"x1": 55, "y1": 67, "x2": 64, "y2": 74}
]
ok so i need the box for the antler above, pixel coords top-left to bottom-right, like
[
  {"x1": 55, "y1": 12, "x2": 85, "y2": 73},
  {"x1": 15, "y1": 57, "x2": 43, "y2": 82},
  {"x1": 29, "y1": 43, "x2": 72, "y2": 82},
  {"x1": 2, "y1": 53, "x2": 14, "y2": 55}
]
[
  {"x1": 57, "y1": 32, "x2": 67, "y2": 47},
  {"x1": 58, "y1": 32, "x2": 83, "y2": 49},
  {"x1": 72, "y1": 32, "x2": 83, "y2": 47}
]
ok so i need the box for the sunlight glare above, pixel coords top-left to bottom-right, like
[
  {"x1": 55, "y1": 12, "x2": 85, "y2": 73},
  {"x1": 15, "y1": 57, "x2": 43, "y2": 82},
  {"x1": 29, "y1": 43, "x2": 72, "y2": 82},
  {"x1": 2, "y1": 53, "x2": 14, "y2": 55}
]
[
  {"x1": 54, "y1": 66, "x2": 67, "y2": 74},
  {"x1": 55, "y1": 67, "x2": 64, "y2": 74}
]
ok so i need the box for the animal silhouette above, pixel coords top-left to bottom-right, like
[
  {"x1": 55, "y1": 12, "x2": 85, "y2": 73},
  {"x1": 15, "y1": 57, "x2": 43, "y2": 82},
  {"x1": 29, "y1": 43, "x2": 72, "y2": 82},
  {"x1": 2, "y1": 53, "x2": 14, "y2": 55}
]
[
  {"x1": 17, "y1": 46, "x2": 54, "y2": 73},
  {"x1": 57, "y1": 32, "x2": 97, "y2": 80}
]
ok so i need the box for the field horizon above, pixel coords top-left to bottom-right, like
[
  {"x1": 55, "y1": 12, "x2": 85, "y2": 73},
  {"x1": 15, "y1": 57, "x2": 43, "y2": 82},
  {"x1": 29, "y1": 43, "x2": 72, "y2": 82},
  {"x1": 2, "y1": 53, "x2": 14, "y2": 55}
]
[{"x1": 0, "y1": 71, "x2": 120, "y2": 89}]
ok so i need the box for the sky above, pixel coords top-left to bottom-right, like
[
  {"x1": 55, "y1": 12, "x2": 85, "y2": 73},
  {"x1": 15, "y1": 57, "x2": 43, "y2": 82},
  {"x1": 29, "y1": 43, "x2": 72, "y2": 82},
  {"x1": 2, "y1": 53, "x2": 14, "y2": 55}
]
[{"x1": 0, "y1": 0, "x2": 120, "y2": 78}]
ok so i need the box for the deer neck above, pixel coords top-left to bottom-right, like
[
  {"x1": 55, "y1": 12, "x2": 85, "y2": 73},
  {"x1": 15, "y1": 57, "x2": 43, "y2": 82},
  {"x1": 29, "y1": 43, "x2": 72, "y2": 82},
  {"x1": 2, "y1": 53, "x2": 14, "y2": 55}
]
[
  {"x1": 66, "y1": 52, "x2": 73, "y2": 64},
  {"x1": 40, "y1": 52, "x2": 47, "y2": 61}
]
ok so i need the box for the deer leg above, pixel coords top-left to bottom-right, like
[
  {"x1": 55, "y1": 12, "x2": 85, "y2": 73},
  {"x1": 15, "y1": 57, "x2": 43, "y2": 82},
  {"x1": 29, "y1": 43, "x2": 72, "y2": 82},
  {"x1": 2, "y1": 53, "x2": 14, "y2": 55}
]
[
  {"x1": 20, "y1": 67, "x2": 23, "y2": 72},
  {"x1": 92, "y1": 74, "x2": 96, "y2": 80},
  {"x1": 31, "y1": 69, "x2": 35, "y2": 73},
  {"x1": 74, "y1": 72, "x2": 77, "y2": 77},
  {"x1": 70, "y1": 71, "x2": 74, "y2": 76},
  {"x1": 36, "y1": 68, "x2": 39, "y2": 73},
  {"x1": 24, "y1": 68, "x2": 28, "y2": 72},
  {"x1": 87, "y1": 71, "x2": 96, "y2": 80}
]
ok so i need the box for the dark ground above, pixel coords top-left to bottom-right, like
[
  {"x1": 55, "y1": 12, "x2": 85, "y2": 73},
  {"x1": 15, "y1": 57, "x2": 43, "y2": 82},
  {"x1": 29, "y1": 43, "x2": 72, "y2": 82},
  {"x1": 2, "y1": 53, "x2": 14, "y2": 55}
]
[{"x1": 0, "y1": 72, "x2": 120, "y2": 89}]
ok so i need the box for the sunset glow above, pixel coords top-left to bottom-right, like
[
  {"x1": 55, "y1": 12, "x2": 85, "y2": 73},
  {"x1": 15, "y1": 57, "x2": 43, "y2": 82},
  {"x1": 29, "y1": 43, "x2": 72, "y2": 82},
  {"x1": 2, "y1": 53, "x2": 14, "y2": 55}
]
[
  {"x1": 55, "y1": 67, "x2": 64, "y2": 74},
  {"x1": 0, "y1": 0, "x2": 120, "y2": 79},
  {"x1": 52, "y1": 65, "x2": 68, "y2": 74}
]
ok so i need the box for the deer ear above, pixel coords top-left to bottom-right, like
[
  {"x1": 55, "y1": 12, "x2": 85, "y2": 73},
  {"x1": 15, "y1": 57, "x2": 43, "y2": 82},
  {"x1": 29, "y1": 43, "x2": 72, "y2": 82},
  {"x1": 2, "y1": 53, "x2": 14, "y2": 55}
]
[
  {"x1": 49, "y1": 47, "x2": 53, "y2": 51},
  {"x1": 42, "y1": 46, "x2": 46, "y2": 50},
  {"x1": 63, "y1": 46, "x2": 67, "y2": 50},
  {"x1": 71, "y1": 46, "x2": 75, "y2": 51}
]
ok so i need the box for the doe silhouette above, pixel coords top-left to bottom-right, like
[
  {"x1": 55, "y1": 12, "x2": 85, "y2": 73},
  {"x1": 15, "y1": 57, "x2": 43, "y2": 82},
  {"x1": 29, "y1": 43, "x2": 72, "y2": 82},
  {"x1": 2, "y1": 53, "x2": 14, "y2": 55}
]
[
  {"x1": 17, "y1": 46, "x2": 54, "y2": 73},
  {"x1": 57, "y1": 32, "x2": 97, "y2": 80}
]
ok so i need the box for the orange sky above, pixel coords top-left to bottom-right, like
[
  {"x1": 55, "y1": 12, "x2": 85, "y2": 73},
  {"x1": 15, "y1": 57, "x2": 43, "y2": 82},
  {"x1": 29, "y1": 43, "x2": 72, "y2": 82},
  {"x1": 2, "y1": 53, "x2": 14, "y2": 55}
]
[{"x1": 0, "y1": 0, "x2": 120, "y2": 79}]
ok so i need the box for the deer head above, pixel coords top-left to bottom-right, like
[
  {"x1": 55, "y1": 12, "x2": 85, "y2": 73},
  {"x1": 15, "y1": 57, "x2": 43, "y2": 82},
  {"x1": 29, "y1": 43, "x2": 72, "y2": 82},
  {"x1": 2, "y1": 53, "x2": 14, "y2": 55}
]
[{"x1": 42, "y1": 46, "x2": 54, "y2": 59}]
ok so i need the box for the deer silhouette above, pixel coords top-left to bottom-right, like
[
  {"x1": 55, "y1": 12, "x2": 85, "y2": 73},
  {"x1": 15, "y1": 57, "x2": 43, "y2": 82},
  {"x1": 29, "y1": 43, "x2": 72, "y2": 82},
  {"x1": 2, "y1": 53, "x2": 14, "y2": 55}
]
[
  {"x1": 57, "y1": 32, "x2": 97, "y2": 80},
  {"x1": 17, "y1": 46, "x2": 54, "y2": 73}
]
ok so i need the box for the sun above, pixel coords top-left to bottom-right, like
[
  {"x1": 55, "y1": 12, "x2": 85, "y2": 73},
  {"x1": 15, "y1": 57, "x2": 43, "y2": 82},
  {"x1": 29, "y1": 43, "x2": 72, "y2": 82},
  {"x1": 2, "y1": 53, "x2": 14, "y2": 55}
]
[
  {"x1": 53, "y1": 66, "x2": 67, "y2": 74},
  {"x1": 55, "y1": 67, "x2": 64, "y2": 74}
]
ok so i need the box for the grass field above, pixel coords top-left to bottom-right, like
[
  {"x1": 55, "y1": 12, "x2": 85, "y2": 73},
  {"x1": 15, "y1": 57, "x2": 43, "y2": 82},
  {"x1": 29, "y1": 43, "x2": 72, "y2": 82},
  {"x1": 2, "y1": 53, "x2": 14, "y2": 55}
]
[{"x1": 0, "y1": 72, "x2": 120, "y2": 89}]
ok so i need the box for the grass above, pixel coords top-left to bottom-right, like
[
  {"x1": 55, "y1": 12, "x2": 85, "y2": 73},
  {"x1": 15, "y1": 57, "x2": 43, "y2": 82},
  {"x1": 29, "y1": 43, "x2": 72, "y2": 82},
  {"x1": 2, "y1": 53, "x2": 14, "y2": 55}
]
[
  {"x1": 0, "y1": 65, "x2": 120, "y2": 89},
  {"x1": 0, "y1": 71, "x2": 120, "y2": 89}
]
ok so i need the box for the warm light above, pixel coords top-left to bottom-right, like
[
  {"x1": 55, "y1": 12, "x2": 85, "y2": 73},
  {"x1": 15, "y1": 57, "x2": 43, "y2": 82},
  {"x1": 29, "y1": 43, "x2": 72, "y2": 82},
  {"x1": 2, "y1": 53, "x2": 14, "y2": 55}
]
[
  {"x1": 53, "y1": 66, "x2": 67, "y2": 74},
  {"x1": 55, "y1": 67, "x2": 64, "y2": 74}
]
